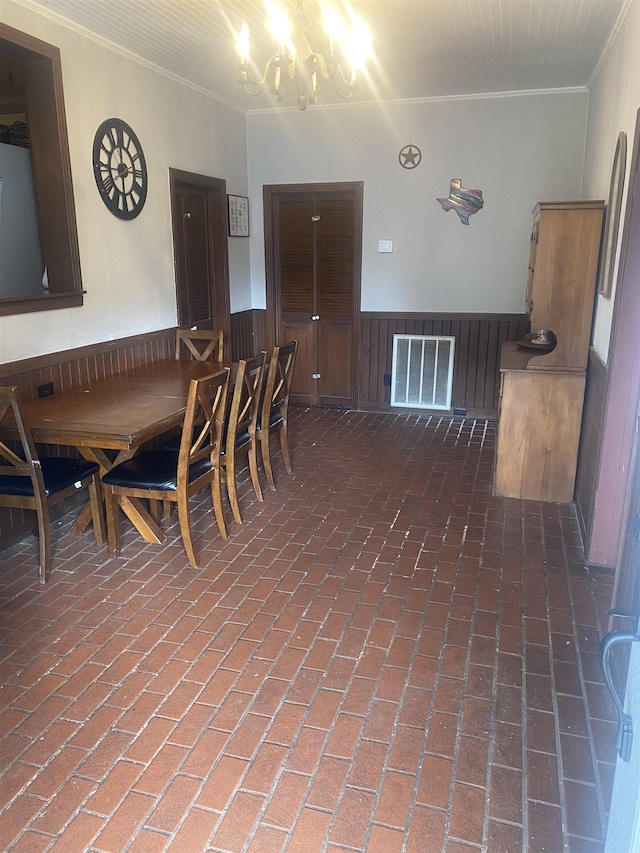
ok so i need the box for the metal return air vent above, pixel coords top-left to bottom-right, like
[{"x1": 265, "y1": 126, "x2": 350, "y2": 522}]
[{"x1": 391, "y1": 334, "x2": 455, "y2": 410}]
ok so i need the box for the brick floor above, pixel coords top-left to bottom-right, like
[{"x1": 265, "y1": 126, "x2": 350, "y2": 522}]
[{"x1": 0, "y1": 408, "x2": 616, "y2": 852}]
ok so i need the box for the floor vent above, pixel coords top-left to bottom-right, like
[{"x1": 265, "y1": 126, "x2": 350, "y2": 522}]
[{"x1": 391, "y1": 334, "x2": 455, "y2": 410}]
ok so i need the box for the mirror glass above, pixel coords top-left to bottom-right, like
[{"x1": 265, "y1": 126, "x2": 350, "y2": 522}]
[{"x1": 0, "y1": 51, "x2": 45, "y2": 298}]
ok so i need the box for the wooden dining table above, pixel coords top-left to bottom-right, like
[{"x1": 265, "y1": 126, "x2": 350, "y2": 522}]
[{"x1": 16, "y1": 358, "x2": 229, "y2": 544}]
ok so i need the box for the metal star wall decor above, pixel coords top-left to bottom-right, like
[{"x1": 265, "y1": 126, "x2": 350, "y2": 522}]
[{"x1": 399, "y1": 144, "x2": 422, "y2": 169}]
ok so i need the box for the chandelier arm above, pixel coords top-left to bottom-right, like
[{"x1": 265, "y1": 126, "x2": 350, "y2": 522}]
[
  {"x1": 308, "y1": 52, "x2": 359, "y2": 99},
  {"x1": 238, "y1": 55, "x2": 289, "y2": 95},
  {"x1": 307, "y1": 52, "x2": 332, "y2": 80},
  {"x1": 332, "y1": 61, "x2": 359, "y2": 94}
]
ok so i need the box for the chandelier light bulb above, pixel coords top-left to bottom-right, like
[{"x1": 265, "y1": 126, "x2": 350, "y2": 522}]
[
  {"x1": 235, "y1": 20, "x2": 251, "y2": 64},
  {"x1": 322, "y1": 6, "x2": 343, "y2": 56},
  {"x1": 344, "y1": 18, "x2": 371, "y2": 75},
  {"x1": 265, "y1": 1, "x2": 293, "y2": 54}
]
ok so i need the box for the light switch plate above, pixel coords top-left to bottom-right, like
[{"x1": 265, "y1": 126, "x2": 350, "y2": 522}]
[{"x1": 378, "y1": 240, "x2": 393, "y2": 253}]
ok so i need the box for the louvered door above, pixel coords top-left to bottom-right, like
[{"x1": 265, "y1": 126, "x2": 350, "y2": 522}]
[
  {"x1": 278, "y1": 195, "x2": 316, "y2": 404},
  {"x1": 270, "y1": 184, "x2": 362, "y2": 408}
]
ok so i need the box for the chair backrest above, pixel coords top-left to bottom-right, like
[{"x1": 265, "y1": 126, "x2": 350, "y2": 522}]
[
  {"x1": 262, "y1": 340, "x2": 298, "y2": 423},
  {"x1": 0, "y1": 386, "x2": 47, "y2": 511},
  {"x1": 177, "y1": 368, "x2": 229, "y2": 487},
  {"x1": 226, "y1": 352, "x2": 267, "y2": 455},
  {"x1": 175, "y1": 329, "x2": 224, "y2": 362}
]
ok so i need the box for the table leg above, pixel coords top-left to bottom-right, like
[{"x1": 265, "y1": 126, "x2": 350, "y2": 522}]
[
  {"x1": 71, "y1": 446, "x2": 140, "y2": 535},
  {"x1": 118, "y1": 496, "x2": 166, "y2": 544},
  {"x1": 70, "y1": 502, "x2": 94, "y2": 535}
]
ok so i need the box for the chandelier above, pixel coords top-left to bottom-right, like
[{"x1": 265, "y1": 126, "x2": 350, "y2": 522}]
[{"x1": 235, "y1": 0, "x2": 372, "y2": 111}]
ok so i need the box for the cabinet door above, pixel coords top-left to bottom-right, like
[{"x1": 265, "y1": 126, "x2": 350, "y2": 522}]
[
  {"x1": 495, "y1": 371, "x2": 586, "y2": 502},
  {"x1": 527, "y1": 204, "x2": 604, "y2": 369}
]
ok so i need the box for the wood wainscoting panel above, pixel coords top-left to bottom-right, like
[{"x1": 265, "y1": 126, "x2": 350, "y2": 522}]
[
  {"x1": 0, "y1": 328, "x2": 176, "y2": 551},
  {"x1": 0, "y1": 328, "x2": 176, "y2": 403},
  {"x1": 230, "y1": 309, "x2": 267, "y2": 361},
  {"x1": 575, "y1": 347, "x2": 609, "y2": 557},
  {"x1": 360, "y1": 313, "x2": 530, "y2": 417}
]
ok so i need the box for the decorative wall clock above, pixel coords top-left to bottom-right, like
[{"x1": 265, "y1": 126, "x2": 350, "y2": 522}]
[{"x1": 92, "y1": 118, "x2": 148, "y2": 220}]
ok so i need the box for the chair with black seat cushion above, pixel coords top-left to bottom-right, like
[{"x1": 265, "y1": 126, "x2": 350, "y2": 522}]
[
  {"x1": 0, "y1": 386, "x2": 105, "y2": 584},
  {"x1": 176, "y1": 329, "x2": 224, "y2": 362},
  {"x1": 222, "y1": 352, "x2": 266, "y2": 524},
  {"x1": 102, "y1": 368, "x2": 229, "y2": 568},
  {"x1": 259, "y1": 340, "x2": 298, "y2": 491}
]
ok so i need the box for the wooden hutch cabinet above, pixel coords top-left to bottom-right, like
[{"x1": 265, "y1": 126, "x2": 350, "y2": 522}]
[{"x1": 493, "y1": 200, "x2": 604, "y2": 502}]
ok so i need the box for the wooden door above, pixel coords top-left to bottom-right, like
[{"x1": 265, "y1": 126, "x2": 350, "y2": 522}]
[
  {"x1": 275, "y1": 195, "x2": 316, "y2": 404},
  {"x1": 265, "y1": 182, "x2": 362, "y2": 408},
  {"x1": 612, "y1": 412, "x2": 640, "y2": 627},
  {"x1": 169, "y1": 170, "x2": 230, "y2": 349}
]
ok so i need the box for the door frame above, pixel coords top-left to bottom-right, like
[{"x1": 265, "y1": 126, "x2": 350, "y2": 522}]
[
  {"x1": 588, "y1": 109, "x2": 640, "y2": 569},
  {"x1": 263, "y1": 181, "x2": 363, "y2": 410},
  {"x1": 169, "y1": 169, "x2": 231, "y2": 353}
]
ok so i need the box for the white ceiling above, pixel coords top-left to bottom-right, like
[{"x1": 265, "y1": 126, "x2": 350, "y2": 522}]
[{"x1": 23, "y1": 0, "x2": 630, "y2": 111}]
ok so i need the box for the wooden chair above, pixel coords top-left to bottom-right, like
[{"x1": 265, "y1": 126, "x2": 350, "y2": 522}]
[
  {"x1": 259, "y1": 340, "x2": 298, "y2": 491},
  {"x1": 0, "y1": 386, "x2": 105, "y2": 584},
  {"x1": 222, "y1": 352, "x2": 266, "y2": 524},
  {"x1": 102, "y1": 368, "x2": 229, "y2": 568},
  {"x1": 175, "y1": 329, "x2": 224, "y2": 362}
]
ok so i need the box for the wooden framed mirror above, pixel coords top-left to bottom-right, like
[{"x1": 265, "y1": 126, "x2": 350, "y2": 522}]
[{"x1": 599, "y1": 130, "x2": 628, "y2": 298}]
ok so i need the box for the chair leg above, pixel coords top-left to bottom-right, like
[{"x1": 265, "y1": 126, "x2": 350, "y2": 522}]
[
  {"x1": 210, "y1": 474, "x2": 228, "y2": 539},
  {"x1": 261, "y1": 428, "x2": 276, "y2": 492},
  {"x1": 248, "y1": 441, "x2": 263, "y2": 502},
  {"x1": 36, "y1": 503, "x2": 52, "y2": 584},
  {"x1": 225, "y1": 455, "x2": 242, "y2": 525},
  {"x1": 149, "y1": 499, "x2": 162, "y2": 523},
  {"x1": 279, "y1": 423, "x2": 292, "y2": 474},
  {"x1": 104, "y1": 488, "x2": 121, "y2": 556},
  {"x1": 87, "y1": 474, "x2": 106, "y2": 545},
  {"x1": 177, "y1": 492, "x2": 198, "y2": 568}
]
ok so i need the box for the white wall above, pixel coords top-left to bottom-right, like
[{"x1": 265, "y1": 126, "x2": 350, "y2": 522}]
[
  {"x1": 584, "y1": 0, "x2": 640, "y2": 362},
  {"x1": 0, "y1": 2, "x2": 601, "y2": 364},
  {"x1": 0, "y1": 0, "x2": 250, "y2": 364},
  {"x1": 0, "y1": 142, "x2": 44, "y2": 297},
  {"x1": 246, "y1": 91, "x2": 589, "y2": 313}
]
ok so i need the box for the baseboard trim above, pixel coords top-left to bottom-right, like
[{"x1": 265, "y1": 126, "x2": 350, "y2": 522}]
[{"x1": 587, "y1": 561, "x2": 616, "y2": 576}]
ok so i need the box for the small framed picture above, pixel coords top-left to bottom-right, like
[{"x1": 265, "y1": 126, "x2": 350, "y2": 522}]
[{"x1": 227, "y1": 194, "x2": 249, "y2": 237}]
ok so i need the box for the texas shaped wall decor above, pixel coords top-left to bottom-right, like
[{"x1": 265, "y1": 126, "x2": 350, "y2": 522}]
[{"x1": 437, "y1": 178, "x2": 484, "y2": 224}]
